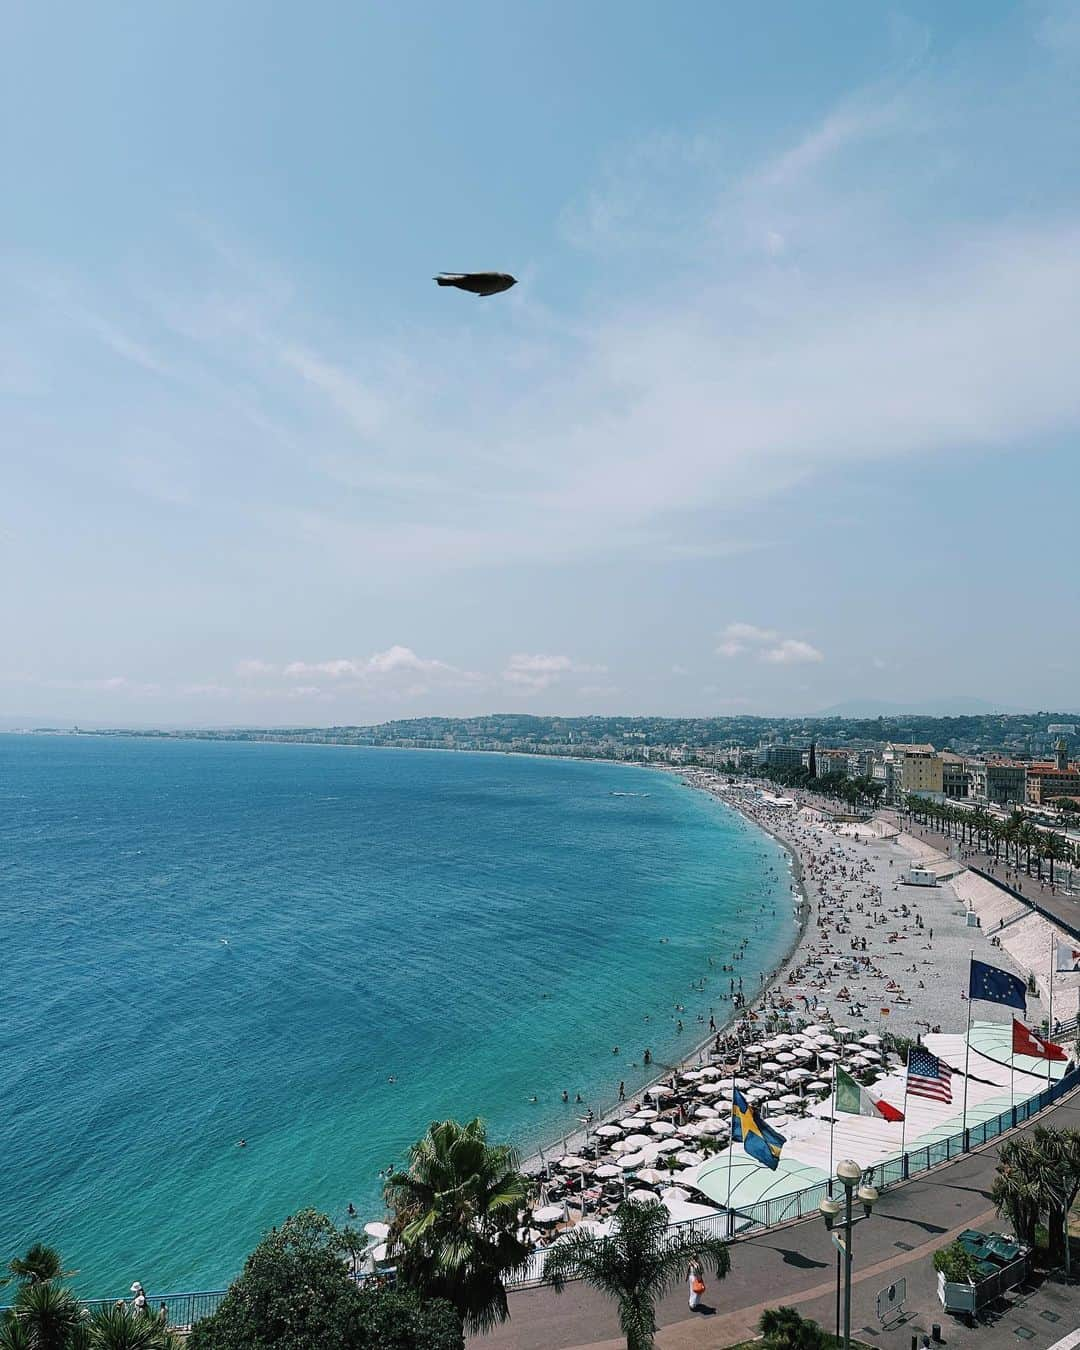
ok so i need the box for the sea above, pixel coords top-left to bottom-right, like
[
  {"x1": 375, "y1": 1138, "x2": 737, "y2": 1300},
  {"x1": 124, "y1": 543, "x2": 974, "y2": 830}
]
[{"x1": 0, "y1": 734, "x2": 798, "y2": 1296}]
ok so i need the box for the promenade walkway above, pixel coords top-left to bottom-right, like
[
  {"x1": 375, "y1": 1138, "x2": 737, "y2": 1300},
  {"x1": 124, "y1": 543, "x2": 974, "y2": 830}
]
[{"x1": 474, "y1": 1090, "x2": 1080, "y2": 1350}]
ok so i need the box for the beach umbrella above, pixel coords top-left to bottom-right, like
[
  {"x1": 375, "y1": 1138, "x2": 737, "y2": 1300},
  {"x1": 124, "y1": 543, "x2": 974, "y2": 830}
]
[
  {"x1": 697, "y1": 1083, "x2": 722, "y2": 1096},
  {"x1": 363, "y1": 1221, "x2": 389, "y2": 1240},
  {"x1": 745, "y1": 1086, "x2": 768, "y2": 1101},
  {"x1": 669, "y1": 1166, "x2": 705, "y2": 1185},
  {"x1": 807, "y1": 1079, "x2": 830, "y2": 1091},
  {"x1": 757, "y1": 1080, "x2": 783, "y2": 1092},
  {"x1": 860, "y1": 1034, "x2": 882, "y2": 1046},
  {"x1": 632, "y1": 1109, "x2": 659, "y2": 1121},
  {"x1": 650, "y1": 1120, "x2": 676, "y2": 1136},
  {"x1": 680, "y1": 1069, "x2": 703, "y2": 1081},
  {"x1": 804, "y1": 1024, "x2": 828, "y2": 1034},
  {"x1": 610, "y1": 1139, "x2": 632, "y2": 1155},
  {"x1": 698, "y1": 1119, "x2": 727, "y2": 1135},
  {"x1": 834, "y1": 1025, "x2": 854, "y2": 1037},
  {"x1": 636, "y1": 1167, "x2": 667, "y2": 1184},
  {"x1": 619, "y1": 1117, "x2": 640, "y2": 1129},
  {"x1": 696, "y1": 1066, "x2": 723, "y2": 1078},
  {"x1": 775, "y1": 1052, "x2": 796, "y2": 1064},
  {"x1": 779, "y1": 1093, "x2": 802, "y2": 1106},
  {"x1": 676, "y1": 1149, "x2": 705, "y2": 1166},
  {"x1": 786, "y1": 1067, "x2": 813, "y2": 1080},
  {"x1": 861, "y1": 1050, "x2": 881, "y2": 1061},
  {"x1": 595, "y1": 1124, "x2": 622, "y2": 1138},
  {"x1": 558, "y1": 1155, "x2": 588, "y2": 1169},
  {"x1": 680, "y1": 1123, "x2": 707, "y2": 1138},
  {"x1": 618, "y1": 1152, "x2": 647, "y2": 1169},
  {"x1": 532, "y1": 1205, "x2": 564, "y2": 1224},
  {"x1": 761, "y1": 1060, "x2": 782, "y2": 1072},
  {"x1": 693, "y1": 1105, "x2": 719, "y2": 1118},
  {"x1": 627, "y1": 1189, "x2": 658, "y2": 1204},
  {"x1": 653, "y1": 1138, "x2": 682, "y2": 1153},
  {"x1": 594, "y1": 1164, "x2": 621, "y2": 1178},
  {"x1": 645, "y1": 1085, "x2": 673, "y2": 1099},
  {"x1": 817, "y1": 1051, "x2": 839, "y2": 1062},
  {"x1": 791, "y1": 1047, "x2": 814, "y2": 1059},
  {"x1": 625, "y1": 1134, "x2": 652, "y2": 1149},
  {"x1": 661, "y1": 1186, "x2": 691, "y2": 1203},
  {"x1": 742, "y1": 1045, "x2": 764, "y2": 1057}
]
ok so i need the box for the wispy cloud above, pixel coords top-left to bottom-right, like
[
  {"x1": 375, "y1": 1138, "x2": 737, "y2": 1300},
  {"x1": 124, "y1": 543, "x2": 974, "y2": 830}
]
[
  {"x1": 718, "y1": 623, "x2": 824, "y2": 666},
  {"x1": 503, "y1": 653, "x2": 607, "y2": 694}
]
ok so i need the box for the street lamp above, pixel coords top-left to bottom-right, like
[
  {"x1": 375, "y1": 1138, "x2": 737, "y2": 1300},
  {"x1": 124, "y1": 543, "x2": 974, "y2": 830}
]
[{"x1": 820, "y1": 1160, "x2": 877, "y2": 1350}]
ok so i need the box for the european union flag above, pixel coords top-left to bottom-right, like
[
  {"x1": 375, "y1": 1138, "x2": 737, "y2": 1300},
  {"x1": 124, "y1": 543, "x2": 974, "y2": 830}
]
[
  {"x1": 731, "y1": 1087, "x2": 786, "y2": 1171},
  {"x1": 969, "y1": 958, "x2": 1026, "y2": 1010}
]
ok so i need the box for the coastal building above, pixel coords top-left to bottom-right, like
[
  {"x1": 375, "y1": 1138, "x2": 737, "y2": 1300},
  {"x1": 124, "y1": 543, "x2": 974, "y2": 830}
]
[
  {"x1": 883, "y1": 742, "x2": 943, "y2": 802},
  {"x1": 762, "y1": 744, "x2": 806, "y2": 771},
  {"x1": 816, "y1": 749, "x2": 851, "y2": 778},
  {"x1": 940, "y1": 751, "x2": 970, "y2": 800},
  {"x1": 969, "y1": 759, "x2": 1027, "y2": 806},
  {"x1": 1026, "y1": 744, "x2": 1080, "y2": 805}
]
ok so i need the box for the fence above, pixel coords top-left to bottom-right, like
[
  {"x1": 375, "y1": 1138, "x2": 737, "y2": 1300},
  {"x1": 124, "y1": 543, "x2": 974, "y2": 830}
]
[{"x1": 6, "y1": 1067, "x2": 1077, "y2": 1321}]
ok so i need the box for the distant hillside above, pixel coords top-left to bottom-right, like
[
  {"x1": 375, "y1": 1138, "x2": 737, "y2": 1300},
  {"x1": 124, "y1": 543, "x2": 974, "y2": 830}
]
[{"x1": 816, "y1": 697, "x2": 1024, "y2": 718}]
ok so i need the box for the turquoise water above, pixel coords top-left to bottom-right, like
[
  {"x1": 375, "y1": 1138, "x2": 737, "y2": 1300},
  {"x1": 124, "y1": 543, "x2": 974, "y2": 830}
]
[{"x1": 0, "y1": 735, "x2": 796, "y2": 1295}]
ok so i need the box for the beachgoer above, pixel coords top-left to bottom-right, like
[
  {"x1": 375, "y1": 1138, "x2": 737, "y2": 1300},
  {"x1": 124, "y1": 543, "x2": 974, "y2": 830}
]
[
  {"x1": 687, "y1": 1257, "x2": 705, "y2": 1310},
  {"x1": 347, "y1": 1202, "x2": 356, "y2": 1216},
  {"x1": 643, "y1": 1048, "x2": 652, "y2": 1065},
  {"x1": 618, "y1": 1080, "x2": 625, "y2": 1101},
  {"x1": 562, "y1": 1090, "x2": 569, "y2": 1102}
]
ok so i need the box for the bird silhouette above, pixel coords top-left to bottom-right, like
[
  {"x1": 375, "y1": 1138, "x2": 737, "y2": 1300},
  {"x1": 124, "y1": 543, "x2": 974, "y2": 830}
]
[{"x1": 434, "y1": 272, "x2": 516, "y2": 297}]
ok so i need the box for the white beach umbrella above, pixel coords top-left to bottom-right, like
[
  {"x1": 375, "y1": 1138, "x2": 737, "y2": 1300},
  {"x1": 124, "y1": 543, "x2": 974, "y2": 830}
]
[
  {"x1": 618, "y1": 1152, "x2": 647, "y2": 1169},
  {"x1": 595, "y1": 1124, "x2": 623, "y2": 1138},
  {"x1": 594, "y1": 1164, "x2": 621, "y2": 1178},
  {"x1": 775, "y1": 1052, "x2": 796, "y2": 1064},
  {"x1": 610, "y1": 1139, "x2": 632, "y2": 1155},
  {"x1": 697, "y1": 1083, "x2": 722, "y2": 1096},
  {"x1": 363, "y1": 1221, "x2": 389, "y2": 1240},
  {"x1": 627, "y1": 1188, "x2": 658, "y2": 1203},
  {"x1": 779, "y1": 1093, "x2": 802, "y2": 1106},
  {"x1": 757, "y1": 1080, "x2": 783, "y2": 1092},
  {"x1": 676, "y1": 1149, "x2": 705, "y2": 1166},
  {"x1": 694, "y1": 1105, "x2": 719, "y2": 1118},
  {"x1": 761, "y1": 1060, "x2": 782, "y2": 1073},
  {"x1": 786, "y1": 1067, "x2": 813, "y2": 1080},
  {"x1": 624, "y1": 1134, "x2": 652, "y2": 1149},
  {"x1": 636, "y1": 1167, "x2": 667, "y2": 1184},
  {"x1": 632, "y1": 1109, "x2": 659, "y2": 1121},
  {"x1": 618, "y1": 1117, "x2": 640, "y2": 1129},
  {"x1": 532, "y1": 1205, "x2": 564, "y2": 1224},
  {"x1": 661, "y1": 1186, "x2": 691, "y2": 1203},
  {"x1": 861, "y1": 1050, "x2": 881, "y2": 1061},
  {"x1": 698, "y1": 1119, "x2": 727, "y2": 1135},
  {"x1": 834, "y1": 1025, "x2": 854, "y2": 1037},
  {"x1": 804, "y1": 1024, "x2": 828, "y2": 1034},
  {"x1": 696, "y1": 1065, "x2": 723, "y2": 1078},
  {"x1": 680, "y1": 1069, "x2": 703, "y2": 1081},
  {"x1": 680, "y1": 1122, "x2": 707, "y2": 1138},
  {"x1": 860, "y1": 1034, "x2": 882, "y2": 1046},
  {"x1": 653, "y1": 1138, "x2": 682, "y2": 1153},
  {"x1": 742, "y1": 1045, "x2": 765, "y2": 1057},
  {"x1": 791, "y1": 1047, "x2": 814, "y2": 1059},
  {"x1": 744, "y1": 1086, "x2": 768, "y2": 1101},
  {"x1": 650, "y1": 1120, "x2": 676, "y2": 1136},
  {"x1": 645, "y1": 1085, "x2": 674, "y2": 1099},
  {"x1": 558, "y1": 1155, "x2": 588, "y2": 1169},
  {"x1": 817, "y1": 1051, "x2": 839, "y2": 1062}
]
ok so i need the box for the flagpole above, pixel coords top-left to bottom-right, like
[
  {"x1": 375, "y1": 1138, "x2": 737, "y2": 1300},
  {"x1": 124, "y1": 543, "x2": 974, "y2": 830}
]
[
  {"x1": 1047, "y1": 930, "x2": 1055, "y2": 1089},
  {"x1": 828, "y1": 1059, "x2": 836, "y2": 1195},
  {"x1": 899, "y1": 1048, "x2": 909, "y2": 1178},
  {"x1": 725, "y1": 1063, "x2": 737, "y2": 1239},
  {"x1": 962, "y1": 950, "x2": 974, "y2": 1148}
]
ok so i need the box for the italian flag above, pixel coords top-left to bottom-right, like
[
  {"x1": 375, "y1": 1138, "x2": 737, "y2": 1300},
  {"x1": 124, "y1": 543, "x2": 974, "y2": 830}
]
[{"x1": 835, "y1": 1065, "x2": 904, "y2": 1122}]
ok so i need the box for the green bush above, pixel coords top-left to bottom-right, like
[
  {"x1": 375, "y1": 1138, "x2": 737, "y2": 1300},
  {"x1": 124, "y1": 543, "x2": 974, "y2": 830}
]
[{"x1": 932, "y1": 1242, "x2": 979, "y2": 1284}]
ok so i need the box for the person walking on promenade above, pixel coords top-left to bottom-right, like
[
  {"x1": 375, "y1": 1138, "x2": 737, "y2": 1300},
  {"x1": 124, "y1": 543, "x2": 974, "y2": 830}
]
[{"x1": 687, "y1": 1256, "x2": 705, "y2": 1311}]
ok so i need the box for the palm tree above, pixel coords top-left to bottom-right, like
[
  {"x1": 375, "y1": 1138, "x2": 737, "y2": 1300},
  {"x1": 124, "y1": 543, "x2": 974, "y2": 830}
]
[
  {"x1": 85, "y1": 1303, "x2": 178, "y2": 1350},
  {"x1": 385, "y1": 1117, "x2": 531, "y2": 1334},
  {"x1": 0, "y1": 1317, "x2": 34, "y2": 1350},
  {"x1": 543, "y1": 1200, "x2": 730, "y2": 1350},
  {"x1": 2, "y1": 1244, "x2": 75, "y2": 1288},
  {"x1": 1027, "y1": 1125, "x2": 1080, "y2": 1268},
  {"x1": 1041, "y1": 830, "x2": 1068, "y2": 887},
  {"x1": 758, "y1": 1304, "x2": 827, "y2": 1349},
  {"x1": 991, "y1": 1140, "x2": 1041, "y2": 1248},
  {"x1": 7, "y1": 1281, "x2": 83, "y2": 1350}
]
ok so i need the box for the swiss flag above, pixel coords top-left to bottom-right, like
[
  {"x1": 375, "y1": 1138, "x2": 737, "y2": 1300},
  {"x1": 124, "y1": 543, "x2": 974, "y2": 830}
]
[{"x1": 1012, "y1": 1018, "x2": 1068, "y2": 1062}]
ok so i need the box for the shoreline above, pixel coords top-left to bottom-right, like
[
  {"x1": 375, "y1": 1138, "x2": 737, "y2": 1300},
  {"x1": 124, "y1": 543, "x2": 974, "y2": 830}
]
[{"x1": 520, "y1": 772, "x2": 815, "y2": 1173}]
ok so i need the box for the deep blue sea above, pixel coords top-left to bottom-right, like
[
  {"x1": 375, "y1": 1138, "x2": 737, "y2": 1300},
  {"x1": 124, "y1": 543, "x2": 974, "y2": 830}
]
[{"x1": 0, "y1": 735, "x2": 796, "y2": 1296}]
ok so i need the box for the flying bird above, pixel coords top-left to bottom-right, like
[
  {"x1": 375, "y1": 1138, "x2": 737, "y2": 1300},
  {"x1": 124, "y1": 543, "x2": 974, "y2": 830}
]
[{"x1": 434, "y1": 271, "x2": 517, "y2": 297}]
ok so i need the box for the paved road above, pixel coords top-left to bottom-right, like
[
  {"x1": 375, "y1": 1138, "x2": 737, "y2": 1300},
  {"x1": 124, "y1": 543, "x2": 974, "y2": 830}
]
[{"x1": 473, "y1": 1091, "x2": 1080, "y2": 1350}]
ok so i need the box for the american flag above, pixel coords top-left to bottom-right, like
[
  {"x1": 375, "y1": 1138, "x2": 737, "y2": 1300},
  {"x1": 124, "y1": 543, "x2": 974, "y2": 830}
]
[{"x1": 907, "y1": 1048, "x2": 953, "y2": 1103}]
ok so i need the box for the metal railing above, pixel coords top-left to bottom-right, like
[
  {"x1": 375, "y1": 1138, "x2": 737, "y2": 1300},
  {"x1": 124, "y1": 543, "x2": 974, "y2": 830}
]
[{"x1": 8, "y1": 1069, "x2": 1076, "y2": 1317}]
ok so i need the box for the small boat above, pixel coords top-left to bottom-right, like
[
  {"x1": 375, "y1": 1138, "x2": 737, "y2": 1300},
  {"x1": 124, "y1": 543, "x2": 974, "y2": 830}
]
[{"x1": 610, "y1": 791, "x2": 650, "y2": 798}]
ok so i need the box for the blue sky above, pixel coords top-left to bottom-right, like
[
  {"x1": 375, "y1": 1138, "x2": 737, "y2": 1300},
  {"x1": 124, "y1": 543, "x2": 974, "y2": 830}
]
[{"x1": 4, "y1": 1, "x2": 1080, "y2": 724}]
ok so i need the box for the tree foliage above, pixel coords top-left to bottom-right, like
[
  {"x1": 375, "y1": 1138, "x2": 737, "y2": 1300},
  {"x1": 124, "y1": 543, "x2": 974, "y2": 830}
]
[
  {"x1": 932, "y1": 1242, "x2": 980, "y2": 1284},
  {"x1": 384, "y1": 1118, "x2": 530, "y2": 1335},
  {"x1": 758, "y1": 1305, "x2": 827, "y2": 1350},
  {"x1": 543, "y1": 1200, "x2": 731, "y2": 1350}
]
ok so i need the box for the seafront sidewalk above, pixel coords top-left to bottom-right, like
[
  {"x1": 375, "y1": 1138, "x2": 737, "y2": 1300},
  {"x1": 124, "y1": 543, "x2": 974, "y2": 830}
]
[{"x1": 474, "y1": 1088, "x2": 1080, "y2": 1350}]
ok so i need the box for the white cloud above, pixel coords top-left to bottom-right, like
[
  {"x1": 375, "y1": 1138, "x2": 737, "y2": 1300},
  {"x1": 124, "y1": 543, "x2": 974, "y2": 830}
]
[
  {"x1": 717, "y1": 623, "x2": 824, "y2": 666},
  {"x1": 760, "y1": 639, "x2": 824, "y2": 666},
  {"x1": 235, "y1": 659, "x2": 277, "y2": 676},
  {"x1": 502, "y1": 653, "x2": 606, "y2": 694}
]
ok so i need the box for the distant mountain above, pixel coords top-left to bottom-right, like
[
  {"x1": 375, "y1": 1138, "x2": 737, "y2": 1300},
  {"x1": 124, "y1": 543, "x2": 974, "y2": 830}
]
[{"x1": 815, "y1": 697, "x2": 1024, "y2": 718}]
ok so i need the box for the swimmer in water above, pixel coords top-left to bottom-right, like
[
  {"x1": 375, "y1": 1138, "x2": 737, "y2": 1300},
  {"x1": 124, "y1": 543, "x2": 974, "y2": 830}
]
[
  {"x1": 388, "y1": 1075, "x2": 396, "y2": 1083},
  {"x1": 237, "y1": 1138, "x2": 246, "y2": 1148}
]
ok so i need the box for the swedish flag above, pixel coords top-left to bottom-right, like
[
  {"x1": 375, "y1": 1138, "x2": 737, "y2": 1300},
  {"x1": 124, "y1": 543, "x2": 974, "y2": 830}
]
[{"x1": 731, "y1": 1088, "x2": 786, "y2": 1170}]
